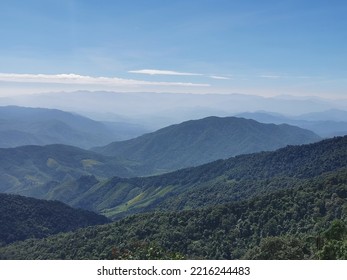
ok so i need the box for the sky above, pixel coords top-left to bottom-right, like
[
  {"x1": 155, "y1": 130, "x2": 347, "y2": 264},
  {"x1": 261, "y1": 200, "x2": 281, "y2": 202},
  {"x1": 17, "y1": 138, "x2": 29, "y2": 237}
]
[{"x1": 0, "y1": 0, "x2": 346, "y2": 98}]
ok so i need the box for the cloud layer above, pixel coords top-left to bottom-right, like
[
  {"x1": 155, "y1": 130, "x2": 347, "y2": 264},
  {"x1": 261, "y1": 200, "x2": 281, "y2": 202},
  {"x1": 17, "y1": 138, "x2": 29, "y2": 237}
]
[
  {"x1": 128, "y1": 69, "x2": 203, "y2": 76},
  {"x1": 129, "y1": 69, "x2": 232, "y2": 81},
  {"x1": 0, "y1": 73, "x2": 210, "y2": 87}
]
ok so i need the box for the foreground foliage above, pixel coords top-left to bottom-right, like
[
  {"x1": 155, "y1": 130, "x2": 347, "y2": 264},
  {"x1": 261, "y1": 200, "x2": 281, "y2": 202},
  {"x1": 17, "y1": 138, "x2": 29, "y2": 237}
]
[
  {"x1": 1, "y1": 169, "x2": 346, "y2": 259},
  {"x1": 0, "y1": 193, "x2": 109, "y2": 246}
]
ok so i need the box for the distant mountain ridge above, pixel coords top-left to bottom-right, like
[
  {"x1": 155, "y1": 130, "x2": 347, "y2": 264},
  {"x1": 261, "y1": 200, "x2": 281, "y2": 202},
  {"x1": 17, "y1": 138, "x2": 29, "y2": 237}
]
[
  {"x1": 93, "y1": 116, "x2": 321, "y2": 172},
  {"x1": 3, "y1": 91, "x2": 347, "y2": 129},
  {"x1": 0, "y1": 106, "x2": 147, "y2": 148},
  {"x1": 297, "y1": 109, "x2": 347, "y2": 122},
  {"x1": 236, "y1": 110, "x2": 347, "y2": 137}
]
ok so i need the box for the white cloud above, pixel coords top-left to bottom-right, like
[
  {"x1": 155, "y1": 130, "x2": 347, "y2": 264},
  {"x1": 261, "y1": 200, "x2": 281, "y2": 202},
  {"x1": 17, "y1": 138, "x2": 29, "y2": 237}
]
[
  {"x1": 259, "y1": 75, "x2": 281, "y2": 79},
  {"x1": 0, "y1": 73, "x2": 209, "y2": 87},
  {"x1": 209, "y1": 75, "x2": 231, "y2": 80},
  {"x1": 129, "y1": 69, "x2": 234, "y2": 81},
  {"x1": 259, "y1": 74, "x2": 319, "y2": 80},
  {"x1": 128, "y1": 69, "x2": 203, "y2": 76}
]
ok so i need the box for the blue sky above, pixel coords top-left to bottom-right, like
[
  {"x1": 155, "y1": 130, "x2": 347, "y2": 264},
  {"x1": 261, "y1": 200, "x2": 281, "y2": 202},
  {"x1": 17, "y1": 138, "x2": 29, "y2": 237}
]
[{"x1": 0, "y1": 0, "x2": 346, "y2": 98}]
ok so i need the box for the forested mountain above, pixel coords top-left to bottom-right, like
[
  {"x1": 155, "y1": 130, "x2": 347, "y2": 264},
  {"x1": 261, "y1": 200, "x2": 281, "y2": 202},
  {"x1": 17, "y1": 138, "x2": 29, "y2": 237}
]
[
  {"x1": 43, "y1": 136, "x2": 347, "y2": 220},
  {"x1": 93, "y1": 116, "x2": 320, "y2": 172},
  {"x1": 0, "y1": 193, "x2": 109, "y2": 246},
  {"x1": 0, "y1": 106, "x2": 147, "y2": 148},
  {"x1": 0, "y1": 115, "x2": 321, "y2": 199},
  {"x1": 1, "y1": 134, "x2": 344, "y2": 223},
  {"x1": 0, "y1": 144, "x2": 139, "y2": 194},
  {"x1": 1, "y1": 168, "x2": 345, "y2": 259}
]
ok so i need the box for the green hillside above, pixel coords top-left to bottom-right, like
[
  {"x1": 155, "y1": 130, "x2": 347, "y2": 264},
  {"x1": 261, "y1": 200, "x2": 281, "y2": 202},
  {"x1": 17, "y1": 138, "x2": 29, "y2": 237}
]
[
  {"x1": 71, "y1": 136, "x2": 347, "y2": 220},
  {"x1": 1, "y1": 135, "x2": 342, "y2": 222},
  {"x1": 0, "y1": 193, "x2": 109, "y2": 246},
  {"x1": 0, "y1": 144, "x2": 139, "y2": 194},
  {"x1": 1, "y1": 169, "x2": 345, "y2": 259},
  {"x1": 93, "y1": 116, "x2": 320, "y2": 173}
]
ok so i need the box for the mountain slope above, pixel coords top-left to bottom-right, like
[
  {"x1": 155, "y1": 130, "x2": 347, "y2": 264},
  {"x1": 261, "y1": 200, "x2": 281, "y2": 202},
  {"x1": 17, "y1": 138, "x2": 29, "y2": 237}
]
[
  {"x1": 2, "y1": 135, "x2": 342, "y2": 221},
  {"x1": 0, "y1": 106, "x2": 147, "y2": 148},
  {"x1": 0, "y1": 193, "x2": 109, "y2": 246},
  {"x1": 68, "y1": 136, "x2": 347, "y2": 220},
  {"x1": 93, "y1": 116, "x2": 320, "y2": 172},
  {"x1": 1, "y1": 168, "x2": 345, "y2": 259},
  {"x1": 0, "y1": 144, "x2": 139, "y2": 194}
]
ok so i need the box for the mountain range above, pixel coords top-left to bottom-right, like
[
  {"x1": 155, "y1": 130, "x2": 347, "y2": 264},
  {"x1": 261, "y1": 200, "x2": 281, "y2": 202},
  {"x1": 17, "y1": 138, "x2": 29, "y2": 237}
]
[
  {"x1": 0, "y1": 136, "x2": 346, "y2": 259},
  {"x1": 3, "y1": 91, "x2": 347, "y2": 129},
  {"x1": 0, "y1": 115, "x2": 320, "y2": 198},
  {"x1": 0, "y1": 101, "x2": 346, "y2": 260}
]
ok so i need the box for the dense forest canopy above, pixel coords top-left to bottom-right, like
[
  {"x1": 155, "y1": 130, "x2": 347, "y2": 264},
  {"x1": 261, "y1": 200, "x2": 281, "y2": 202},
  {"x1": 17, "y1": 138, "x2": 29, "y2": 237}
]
[
  {"x1": 1, "y1": 168, "x2": 346, "y2": 259},
  {"x1": 0, "y1": 193, "x2": 109, "y2": 246}
]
